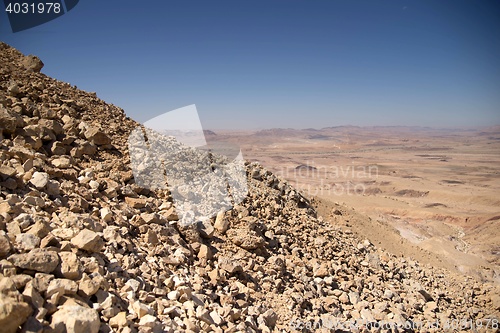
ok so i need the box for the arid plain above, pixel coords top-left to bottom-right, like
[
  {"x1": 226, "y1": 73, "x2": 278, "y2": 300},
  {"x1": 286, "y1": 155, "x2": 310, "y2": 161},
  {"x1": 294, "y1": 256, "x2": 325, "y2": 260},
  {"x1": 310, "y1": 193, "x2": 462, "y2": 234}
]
[{"x1": 208, "y1": 126, "x2": 500, "y2": 283}]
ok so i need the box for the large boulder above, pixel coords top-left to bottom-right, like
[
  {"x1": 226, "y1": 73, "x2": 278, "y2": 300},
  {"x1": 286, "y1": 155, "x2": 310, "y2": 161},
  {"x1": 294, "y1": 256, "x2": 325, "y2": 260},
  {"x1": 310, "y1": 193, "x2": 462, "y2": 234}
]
[
  {"x1": 20, "y1": 55, "x2": 44, "y2": 72},
  {"x1": 8, "y1": 248, "x2": 60, "y2": 273}
]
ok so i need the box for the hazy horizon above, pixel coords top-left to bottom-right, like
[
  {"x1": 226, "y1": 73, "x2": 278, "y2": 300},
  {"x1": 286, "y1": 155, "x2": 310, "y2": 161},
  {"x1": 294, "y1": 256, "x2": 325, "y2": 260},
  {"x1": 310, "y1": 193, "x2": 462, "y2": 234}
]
[
  {"x1": 2, "y1": 0, "x2": 499, "y2": 129},
  {"x1": 203, "y1": 124, "x2": 500, "y2": 132}
]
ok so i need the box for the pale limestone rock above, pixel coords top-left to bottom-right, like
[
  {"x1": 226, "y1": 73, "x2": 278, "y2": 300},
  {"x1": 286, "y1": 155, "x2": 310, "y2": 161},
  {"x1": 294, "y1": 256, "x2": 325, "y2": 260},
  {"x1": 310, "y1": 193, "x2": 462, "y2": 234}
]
[
  {"x1": 56, "y1": 251, "x2": 81, "y2": 280},
  {"x1": 214, "y1": 210, "x2": 229, "y2": 233},
  {"x1": 0, "y1": 297, "x2": 32, "y2": 333},
  {"x1": 8, "y1": 249, "x2": 59, "y2": 273},
  {"x1": 84, "y1": 126, "x2": 111, "y2": 146},
  {"x1": 50, "y1": 305, "x2": 100, "y2": 333},
  {"x1": 138, "y1": 314, "x2": 157, "y2": 328},
  {"x1": 20, "y1": 55, "x2": 44, "y2": 72},
  {"x1": 78, "y1": 274, "x2": 100, "y2": 297},
  {"x1": 124, "y1": 197, "x2": 147, "y2": 209},
  {"x1": 131, "y1": 300, "x2": 151, "y2": 318},
  {"x1": 197, "y1": 220, "x2": 214, "y2": 239},
  {"x1": 197, "y1": 244, "x2": 212, "y2": 260},
  {"x1": 0, "y1": 232, "x2": 12, "y2": 257},
  {"x1": 15, "y1": 233, "x2": 40, "y2": 252},
  {"x1": 71, "y1": 229, "x2": 104, "y2": 252},
  {"x1": 109, "y1": 312, "x2": 128, "y2": 328},
  {"x1": 218, "y1": 257, "x2": 242, "y2": 274},
  {"x1": 100, "y1": 208, "x2": 112, "y2": 222},
  {"x1": 29, "y1": 172, "x2": 49, "y2": 189},
  {"x1": 51, "y1": 156, "x2": 72, "y2": 169},
  {"x1": 46, "y1": 278, "x2": 78, "y2": 297}
]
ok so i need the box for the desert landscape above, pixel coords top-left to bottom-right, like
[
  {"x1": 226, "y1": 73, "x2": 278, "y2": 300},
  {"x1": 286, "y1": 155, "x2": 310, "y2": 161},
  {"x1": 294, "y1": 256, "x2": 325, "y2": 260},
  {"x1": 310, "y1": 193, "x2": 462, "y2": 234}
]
[
  {"x1": 1, "y1": 0, "x2": 499, "y2": 331},
  {"x1": 1, "y1": 44, "x2": 500, "y2": 332},
  {"x1": 210, "y1": 126, "x2": 500, "y2": 283}
]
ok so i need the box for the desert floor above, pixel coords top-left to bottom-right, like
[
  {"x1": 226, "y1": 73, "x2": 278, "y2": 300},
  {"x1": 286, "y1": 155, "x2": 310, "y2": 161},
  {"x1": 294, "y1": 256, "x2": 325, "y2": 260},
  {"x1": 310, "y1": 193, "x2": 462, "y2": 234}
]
[{"x1": 208, "y1": 126, "x2": 500, "y2": 283}]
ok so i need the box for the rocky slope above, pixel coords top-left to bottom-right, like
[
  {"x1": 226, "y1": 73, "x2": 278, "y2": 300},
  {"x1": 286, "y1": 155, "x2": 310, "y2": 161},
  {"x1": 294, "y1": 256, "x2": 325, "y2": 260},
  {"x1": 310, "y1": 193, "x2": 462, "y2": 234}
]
[{"x1": 0, "y1": 42, "x2": 499, "y2": 333}]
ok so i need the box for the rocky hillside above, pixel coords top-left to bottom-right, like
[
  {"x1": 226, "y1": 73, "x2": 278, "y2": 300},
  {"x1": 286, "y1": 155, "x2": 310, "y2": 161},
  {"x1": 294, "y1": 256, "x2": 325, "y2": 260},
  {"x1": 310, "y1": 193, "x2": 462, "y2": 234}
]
[{"x1": 0, "y1": 42, "x2": 499, "y2": 333}]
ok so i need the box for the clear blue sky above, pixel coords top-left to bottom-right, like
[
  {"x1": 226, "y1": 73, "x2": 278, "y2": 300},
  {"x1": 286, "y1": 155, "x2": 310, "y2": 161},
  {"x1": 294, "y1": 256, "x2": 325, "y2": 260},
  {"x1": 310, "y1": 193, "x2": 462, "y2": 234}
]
[{"x1": 1, "y1": 0, "x2": 499, "y2": 129}]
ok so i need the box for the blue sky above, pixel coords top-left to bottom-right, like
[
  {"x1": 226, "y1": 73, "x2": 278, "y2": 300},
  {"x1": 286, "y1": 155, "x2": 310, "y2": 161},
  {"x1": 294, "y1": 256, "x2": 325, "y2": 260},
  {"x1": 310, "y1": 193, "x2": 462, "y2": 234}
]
[{"x1": 1, "y1": 0, "x2": 499, "y2": 129}]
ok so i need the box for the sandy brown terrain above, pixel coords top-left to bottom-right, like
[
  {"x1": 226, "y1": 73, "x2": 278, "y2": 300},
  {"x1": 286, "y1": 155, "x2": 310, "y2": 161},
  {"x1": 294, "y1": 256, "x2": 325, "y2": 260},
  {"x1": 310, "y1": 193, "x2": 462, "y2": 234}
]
[
  {"x1": 208, "y1": 126, "x2": 500, "y2": 282},
  {"x1": 2, "y1": 43, "x2": 500, "y2": 331}
]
